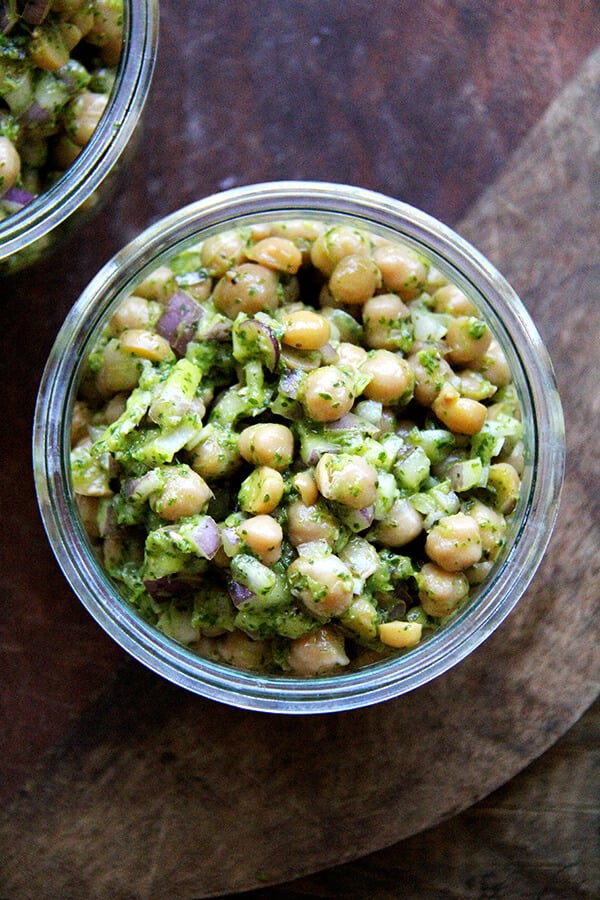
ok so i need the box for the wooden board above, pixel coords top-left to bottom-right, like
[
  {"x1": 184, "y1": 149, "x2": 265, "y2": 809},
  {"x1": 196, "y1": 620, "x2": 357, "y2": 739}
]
[{"x1": 1, "y1": 9, "x2": 599, "y2": 899}]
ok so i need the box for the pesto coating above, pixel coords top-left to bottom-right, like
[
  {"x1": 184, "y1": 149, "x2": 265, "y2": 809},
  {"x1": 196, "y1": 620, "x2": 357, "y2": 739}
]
[{"x1": 70, "y1": 219, "x2": 524, "y2": 676}]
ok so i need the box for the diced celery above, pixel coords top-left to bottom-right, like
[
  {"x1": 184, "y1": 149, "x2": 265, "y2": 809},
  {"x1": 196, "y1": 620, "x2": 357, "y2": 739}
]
[
  {"x1": 409, "y1": 426, "x2": 455, "y2": 464},
  {"x1": 394, "y1": 445, "x2": 431, "y2": 491},
  {"x1": 447, "y1": 457, "x2": 487, "y2": 492},
  {"x1": 130, "y1": 419, "x2": 200, "y2": 466},
  {"x1": 147, "y1": 357, "x2": 201, "y2": 430}
]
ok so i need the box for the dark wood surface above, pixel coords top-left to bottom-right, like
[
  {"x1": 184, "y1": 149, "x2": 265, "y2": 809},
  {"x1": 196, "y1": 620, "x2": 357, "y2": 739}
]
[{"x1": 1, "y1": 3, "x2": 599, "y2": 897}]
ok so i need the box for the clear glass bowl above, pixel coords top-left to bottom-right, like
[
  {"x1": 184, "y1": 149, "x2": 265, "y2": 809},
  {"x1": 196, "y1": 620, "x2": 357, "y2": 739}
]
[
  {"x1": 33, "y1": 181, "x2": 565, "y2": 713},
  {"x1": 0, "y1": 1, "x2": 159, "y2": 275}
]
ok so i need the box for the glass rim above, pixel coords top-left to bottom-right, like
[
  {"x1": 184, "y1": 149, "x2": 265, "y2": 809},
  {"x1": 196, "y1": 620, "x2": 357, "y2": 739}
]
[
  {"x1": 33, "y1": 181, "x2": 566, "y2": 713},
  {"x1": 0, "y1": 0, "x2": 159, "y2": 261}
]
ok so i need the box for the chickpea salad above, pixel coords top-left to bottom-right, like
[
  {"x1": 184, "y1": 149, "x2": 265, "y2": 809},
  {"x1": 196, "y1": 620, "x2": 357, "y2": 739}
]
[
  {"x1": 0, "y1": 0, "x2": 123, "y2": 216},
  {"x1": 70, "y1": 219, "x2": 524, "y2": 677}
]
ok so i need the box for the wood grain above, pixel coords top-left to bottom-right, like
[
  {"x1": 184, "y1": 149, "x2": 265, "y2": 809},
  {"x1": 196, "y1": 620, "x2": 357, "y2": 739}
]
[
  {"x1": 237, "y1": 698, "x2": 599, "y2": 899},
  {"x1": 1, "y1": 3, "x2": 599, "y2": 897}
]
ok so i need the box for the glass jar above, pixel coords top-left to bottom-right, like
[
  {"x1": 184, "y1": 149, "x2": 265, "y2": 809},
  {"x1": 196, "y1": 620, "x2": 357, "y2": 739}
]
[
  {"x1": 0, "y1": 1, "x2": 159, "y2": 275},
  {"x1": 33, "y1": 181, "x2": 565, "y2": 713}
]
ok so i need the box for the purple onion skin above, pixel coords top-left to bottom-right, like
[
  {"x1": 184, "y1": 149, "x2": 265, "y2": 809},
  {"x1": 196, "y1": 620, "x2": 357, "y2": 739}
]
[
  {"x1": 156, "y1": 290, "x2": 204, "y2": 357},
  {"x1": 22, "y1": 1, "x2": 52, "y2": 25},
  {"x1": 20, "y1": 100, "x2": 52, "y2": 128},
  {"x1": 236, "y1": 319, "x2": 280, "y2": 371},
  {"x1": 144, "y1": 576, "x2": 202, "y2": 598},
  {"x1": 3, "y1": 186, "x2": 35, "y2": 206},
  {"x1": 228, "y1": 580, "x2": 254, "y2": 609},
  {"x1": 190, "y1": 516, "x2": 221, "y2": 560},
  {"x1": 279, "y1": 368, "x2": 303, "y2": 399}
]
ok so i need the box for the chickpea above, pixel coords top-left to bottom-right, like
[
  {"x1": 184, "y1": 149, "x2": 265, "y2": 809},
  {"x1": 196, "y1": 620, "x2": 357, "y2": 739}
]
[
  {"x1": 432, "y1": 382, "x2": 487, "y2": 435},
  {"x1": 373, "y1": 498, "x2": 424, "y2": 547},
  {"x1": 218, "y1": 631, "x2": 268, "y2": 671},
  {"x1": 151, "y1": 466, "x2": 213, "y2": 521},
  {"x1": 189, "y1": 425, "x2": 241, "y2": 480},
  {"x1": 157, "y1": 607, "x2": 199, "y2": 646},
  {"x1": 200, "y1": 229, "x2": 246, "y2": 277},
  {"x1": 373, "y1": 242, "x2": 428, "y2": 299},
  {"x1": 109, "y1": 295, "x2": 158, "y2": 334},
  {"x1": 288, "y1": 553, "x2": 355, "y2": 619},
  {"x1": 95, "y1": 337, "x2": 143, "y2": 396},
  {"x1": 75, "y1": 494, "x2": 101, "y2": 538},
  {"x1": 458, "y1": 369, "x2": 497, "y2": 401},
  {"x1": 340, "y1": 595, "x2": 379, "y2": 641},
  {"x1": 286, "y1": 499, "x2": 340, "y2": 548},
  {"x1": 409, "y1": 349, "x2": 456, "y2": 407},
  {"x1": 238, "y1": 465, "x2": 285, "y2": 515},
  {"x1": 445, "y1": 316, "x2": 492, "y2": 365},
  {"x1": 466, "y1": 560, "x2": 494, "y2": 585},
  {"x1": 246, "y1": 236, "x2": 303, "y2": 274},
  {"x1": 302, "y1": 365, "x2": 355, "y2": 422},
  {"x1": 425, "y1": 512, "x2": 482, "y2": 571},
  {"x1": 52, "y1": 134, "x2": 81, "y2": 170},
  {"x1": 418, "y1": 562, "x2": 469, "y2": 617},
  {"x1": 487, "y1": 462, "x2": 521, "y2": 515},
  {"x1": 0, "y1": 137, "x2": 21, "y2": 197},
  {"x1": 292, "y1": 470, "x2": 319, "y2": 506},
  {"x1": 315, "y1": 452, "x2": 377, "y2": 509},
  {"x1": 379, "y1": 620, "x2": 423, "y2": 648},
  {"x1": 473, "y1": 337, "x2": 512, "y2": 387},
  {"x1": 362, "y1": 293, "x2": 410, "y2": 350},
  {"x1": 287, "y1": 626, "x2": 349, "y2": 675},
  {"x1": 103, "y1": 392, "x2": 127, "y2": 424},
  {"x1": 431, "y1": 284, "x2": 477, "y2": 316},
  {"x1": 468, "y1": 500, "x2": 507, "y2": 561},
  {"x1": 271, "y1": 219, "x2": 325, "y2": 263},
  {"x1": 86, "y1": 0, "x2": 124, "y2": 65},
  {"x1": 237, "y1": 515, "x2": 283, "y2": 565},
  {"x1": 361, "y1": 350, "x2": 414, "y2": 405},
  {"x1": 69, "y1": 2, "x2": 94, "y2": 37},
  {"x1": 71, "y1": 400, "x2": 92, "y2": 445},
  {"x1": 335, "y1": 341, "x2": 368, "y2": 370},
  {"x1": 238, "y1": 423, "x2": 294, "y2": 471},
  {"x1": 310, "y1": 225, "x2": 372, "y2": 276},
  {"x1": 212, "y1": 263, "x2": 280, "y2": 318},
  {"x1": 328, "y1": 254, "x2": 381, "y2": 305},
  {"x1": 134, "y1": 266, "x2": 176, "y2": 302},
  {"x1": 283, "y1": 309, "x2": 331, "y2": 350},
  {"x1": 119, "y1": 328, "x2": 172, "y2": 362},
  {"x1": 66, "y1": 91, "x2": 108, "y2": 146}
]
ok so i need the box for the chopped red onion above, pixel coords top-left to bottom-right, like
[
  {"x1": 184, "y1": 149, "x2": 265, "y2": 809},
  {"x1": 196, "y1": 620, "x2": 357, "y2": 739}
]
[
  {"x1": 221, "y1": 526, "x2": 241, "y2": 557},
  {"x1": 1, "y1": 186, "x2": 36, "y2": 211},
  {"x1": 97, "y1": 502, "x2": 119, "y2": 538},
  {"x1": 190, "y1": 516, "x2": 221, "y2": 559},
  {"x1": 327, "y1": 413, "x2": 378, "y2": 434},
  {"x1": 144, "y1": 575, "x2": 200, "y2": 598},
  {"x1": 320, "y1": 342, "x2": 338, "y2": 364},
  {"x1": 279, "y1": 368, "x2": 304, "y2": 399},
  {"x1": 20, "y1": 100, "x2": 52, "y2": 127},
  {"x1": 228, "y1": 580, "x2": 254, "y2": 608},
  {"x1": 22, "y1": 1, "x2": 52, "y2": 25},
  {"x1": 124, "y1": 469, "x2": 163, "y2": 501},
  {"x1": 236, "y1": 318, "x2": 280, "y2": 371},
  {"x1": 201, "y1": 319, "x2": 232, "y2": 342},
  {"x1": 156, "y1": 290, "x2": 204, "y2": 356}
]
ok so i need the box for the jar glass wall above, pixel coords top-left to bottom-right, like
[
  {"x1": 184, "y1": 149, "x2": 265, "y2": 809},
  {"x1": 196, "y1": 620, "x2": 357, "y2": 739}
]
[
  {"x1": 0, "y1": 1, "x2": 159, "y2": 274},
  {"x1": 33, "y1": 182, "x2": 565, "y2": 713}
]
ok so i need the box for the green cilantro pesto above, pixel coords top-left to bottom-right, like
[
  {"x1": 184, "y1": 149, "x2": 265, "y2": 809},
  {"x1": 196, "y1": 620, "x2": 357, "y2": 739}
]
[{"x1": 71, "y1": 219, "x2": 524, "y2": 677}]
